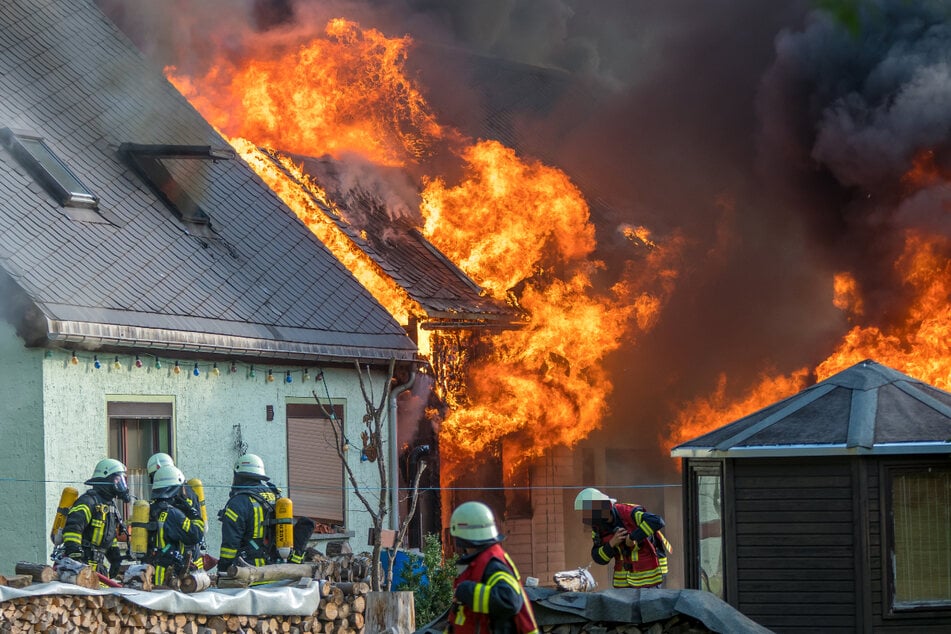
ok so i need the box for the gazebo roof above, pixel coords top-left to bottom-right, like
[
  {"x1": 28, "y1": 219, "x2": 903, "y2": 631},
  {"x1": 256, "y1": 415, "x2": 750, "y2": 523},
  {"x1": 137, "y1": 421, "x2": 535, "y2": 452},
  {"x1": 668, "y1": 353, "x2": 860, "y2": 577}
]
[{"x1": 671, "y1": 359, "x2": 951, "y2": 458}]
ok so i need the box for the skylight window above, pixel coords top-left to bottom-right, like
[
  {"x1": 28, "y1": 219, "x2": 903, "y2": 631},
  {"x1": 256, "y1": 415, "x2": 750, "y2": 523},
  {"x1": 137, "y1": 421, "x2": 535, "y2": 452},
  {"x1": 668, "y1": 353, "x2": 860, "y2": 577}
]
[
  {"x1": 119, "y1": 143, "x2": 234, "y2": 230},
  {"x1": 1, "y1": 127, "x2": 99, "y2": 209}
]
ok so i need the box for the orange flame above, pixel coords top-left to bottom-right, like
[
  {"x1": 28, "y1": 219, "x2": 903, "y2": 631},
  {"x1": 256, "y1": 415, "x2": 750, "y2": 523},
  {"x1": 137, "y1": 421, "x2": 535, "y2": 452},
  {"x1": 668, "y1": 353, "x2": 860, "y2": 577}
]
[
  {"x1": 167, "y1": 18, "x2": 680, "y2": 474},
  {"x1": 665, "y1": 228, "x2": 951, "y2": 454},
  {"x1": 166, "y1": 18, "x2": 443, "y2": 166}
]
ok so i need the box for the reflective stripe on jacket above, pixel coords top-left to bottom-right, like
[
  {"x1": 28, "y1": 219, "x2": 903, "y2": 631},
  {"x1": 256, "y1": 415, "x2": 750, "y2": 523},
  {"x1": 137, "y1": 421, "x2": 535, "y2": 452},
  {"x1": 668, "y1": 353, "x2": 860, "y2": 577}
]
[
  {"x1": 591, "y1": 502, "x2": 664, "y2": 588},
  {"x1": 450, "y1": 543, "x2": 538, "y2": 634}
]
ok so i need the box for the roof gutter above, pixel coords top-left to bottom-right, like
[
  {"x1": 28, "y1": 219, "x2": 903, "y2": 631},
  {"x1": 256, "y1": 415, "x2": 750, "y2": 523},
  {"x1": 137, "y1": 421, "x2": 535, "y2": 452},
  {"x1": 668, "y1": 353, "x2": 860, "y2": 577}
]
[{"x1": 45, "y1": 319, "x2": 417, "y2": 364}]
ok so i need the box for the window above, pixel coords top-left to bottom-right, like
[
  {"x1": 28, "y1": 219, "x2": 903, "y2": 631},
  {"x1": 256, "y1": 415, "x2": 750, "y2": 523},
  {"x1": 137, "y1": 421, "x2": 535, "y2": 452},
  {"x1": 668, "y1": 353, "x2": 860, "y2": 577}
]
[
  {"x1": 286, "y1": 403, "x2": 345, "y2": 528},
  {"x1": 119, "y1": 143, "x2": 234, "y2": 231},
  {"x1": 107, "y1": 401, "x2": 174, "y2": 511},
  {"x1": 888, "y1": 464, "x2": 951, "y2": 610},
  {"x1": 689, "y1": 462, "x2": 724, "y2": 598},
  {"x1": 0, "y1": 127, "x2": 99, "y2": 208}
]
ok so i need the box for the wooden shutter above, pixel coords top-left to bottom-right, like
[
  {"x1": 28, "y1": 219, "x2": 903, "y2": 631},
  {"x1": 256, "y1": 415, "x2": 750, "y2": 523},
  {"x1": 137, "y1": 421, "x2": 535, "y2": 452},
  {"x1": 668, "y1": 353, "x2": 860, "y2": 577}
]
[{"x1": 287, "y1": 414, "x2": 344, "y2": 524}]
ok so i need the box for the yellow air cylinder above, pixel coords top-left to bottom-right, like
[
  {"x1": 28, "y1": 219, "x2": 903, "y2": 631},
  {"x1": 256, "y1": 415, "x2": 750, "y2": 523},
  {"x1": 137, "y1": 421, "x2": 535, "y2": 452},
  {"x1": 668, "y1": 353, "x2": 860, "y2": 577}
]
[
  {"x1": 130, "y1": 499, "x2": 151, "y2": 560},
  {"x1": 187, "y1": 477, "x2": 207, "y2": 525},
  {"x1": 275, "y1": 497, "x2": 294, "y2": 560},
  {"x1": 50, "y1": 486, "x2": 79, "y2": 544}
]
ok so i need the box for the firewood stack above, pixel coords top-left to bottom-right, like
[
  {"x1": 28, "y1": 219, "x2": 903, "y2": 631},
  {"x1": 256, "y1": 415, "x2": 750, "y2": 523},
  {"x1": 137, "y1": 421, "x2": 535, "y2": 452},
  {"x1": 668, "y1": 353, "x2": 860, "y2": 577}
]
[{"x1": 0, "y1": 574, "x2": 372, "y2": 633}]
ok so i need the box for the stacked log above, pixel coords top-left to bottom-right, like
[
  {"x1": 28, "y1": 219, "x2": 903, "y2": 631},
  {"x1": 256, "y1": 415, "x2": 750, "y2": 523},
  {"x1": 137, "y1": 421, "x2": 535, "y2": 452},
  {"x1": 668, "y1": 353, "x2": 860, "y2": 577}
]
[{"x1": 0, "y1": 578, "x2": 372, "y2": 633}]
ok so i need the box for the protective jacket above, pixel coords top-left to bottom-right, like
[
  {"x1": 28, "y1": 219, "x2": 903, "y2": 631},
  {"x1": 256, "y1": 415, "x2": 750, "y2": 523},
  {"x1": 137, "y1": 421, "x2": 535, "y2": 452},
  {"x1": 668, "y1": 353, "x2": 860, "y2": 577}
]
[
  {"x1": 218, "y1": 481, "x2": 281, "y2": 571},
  {"x1": 181, "y1": 483, "x2": 206, "y2": 570},
  {"x1": 450, "y1": 543, "x2": 538, "y2": 634},
  {"x1": 62, "y1": 488, "x2": 122, "y2": 575},
  {"x1": 146, "y1": 497, "x2": 204, "y2": 586},
  {"x1": 590, "y1": 502, "x2": 666, "y2": 588}
]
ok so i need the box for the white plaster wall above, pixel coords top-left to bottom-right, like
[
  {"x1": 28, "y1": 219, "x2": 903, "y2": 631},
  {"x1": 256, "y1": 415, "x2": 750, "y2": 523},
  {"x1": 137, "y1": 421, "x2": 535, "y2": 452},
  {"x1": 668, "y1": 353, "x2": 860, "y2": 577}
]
[
  {"x1": 0, "y1": 322, "x2": 46, "y2": 574},
  {"x1": 37, "y1": 349, "x2": 391, "y2": 566}
]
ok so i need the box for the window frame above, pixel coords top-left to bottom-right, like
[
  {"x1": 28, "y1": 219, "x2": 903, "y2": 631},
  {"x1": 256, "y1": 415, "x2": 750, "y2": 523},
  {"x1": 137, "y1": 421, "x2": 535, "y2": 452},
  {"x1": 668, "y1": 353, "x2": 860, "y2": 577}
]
[
  {"x1": 286, "y1": 401, "x2": 346, "y2": 528},
  {"x1": 685, "y1": 460, "x2": 726, "y2": 599},
  {"x1": 883, "y1": 461, "x2": 951, "y2": 616},
  {"x1": 107, "y1": 399, "x2": 175, "y2": 517},
  {"x1": 0, "y1": 127, "x2": 99, "y2": 209}
]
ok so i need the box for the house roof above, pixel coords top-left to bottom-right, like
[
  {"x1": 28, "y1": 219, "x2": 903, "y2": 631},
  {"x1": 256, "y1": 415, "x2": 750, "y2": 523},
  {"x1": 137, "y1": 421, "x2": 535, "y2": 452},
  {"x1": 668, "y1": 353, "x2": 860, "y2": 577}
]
[
  {"x1": 671, "y1": 359, "x2": 951, "y2": 459},
  {"x1": 0, "y1": 0, "x2": 417, "y2": 363},
  {"x1": 290, "y1": 155, "x2": 524, "y2": 327}
]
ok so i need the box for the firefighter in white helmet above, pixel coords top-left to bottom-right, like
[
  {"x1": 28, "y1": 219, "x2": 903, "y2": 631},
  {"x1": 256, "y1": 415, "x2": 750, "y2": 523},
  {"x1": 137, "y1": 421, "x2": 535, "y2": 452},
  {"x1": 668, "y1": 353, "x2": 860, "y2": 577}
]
[
  {"x1": 61, "y1": 458, "x2": 131, "y2": 577},
  {"x1": 147, "y1": 452, "x2": 207, "y2": 571},
  {"x1": 217, "y1": 454, "x2": 315, "y2": 575},
  {"x1": 145, "y1": 465, "x2": 204, "y2": 586},
  {"x1": 448, "y1": 501, "x2": 538, "y2": 634},
  {"x1": 574, "y1": 487, "x2": 670, "y2": 588}
]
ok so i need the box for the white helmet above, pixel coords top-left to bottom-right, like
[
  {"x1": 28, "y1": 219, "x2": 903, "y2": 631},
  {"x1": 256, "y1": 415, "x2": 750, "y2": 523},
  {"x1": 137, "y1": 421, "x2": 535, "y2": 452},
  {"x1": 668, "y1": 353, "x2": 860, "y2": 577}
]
[
  {"x1": 234, "y1": 453, "x2": 267, "y2": 479},
  {"x1": 86, "y1": 458, "x2": 130, "y2": 502},
  {"x1": 151, "y1": 465, "x2": 185, "y2": 499},
  {"x1": 574, "y1": 487, "x2": 615, "y2": 510},
  {"x1": 147, "y1": 452, "x2": 174, "y2": 477},
  {"x1": 450, "y1": 501, "x2": 500, "y2": 545},
  {"x1": 89, "y1": 458, "x2": 126, "y2": 481}
]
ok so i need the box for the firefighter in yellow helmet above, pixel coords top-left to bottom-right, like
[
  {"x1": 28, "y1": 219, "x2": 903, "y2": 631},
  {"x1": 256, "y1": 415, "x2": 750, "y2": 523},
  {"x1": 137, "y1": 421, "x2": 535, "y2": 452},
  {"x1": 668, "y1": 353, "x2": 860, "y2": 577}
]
[
  {"x1": 574, "y1": 487, "x2": 670, "y2": 588},
  {"x1": 145, "y1": 465, "x2": 205, "y2": 586},
  {"x1": 61, "y1": 458, "x2": 131, "y2": 577},
  {"x1": 448, "y1": 501, "x2": 538, "y2": 634}
]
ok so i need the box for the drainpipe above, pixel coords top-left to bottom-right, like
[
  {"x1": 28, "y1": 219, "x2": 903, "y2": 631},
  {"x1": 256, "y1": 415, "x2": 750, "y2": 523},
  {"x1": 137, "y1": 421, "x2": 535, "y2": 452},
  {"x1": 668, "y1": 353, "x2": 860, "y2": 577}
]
[{"x1": 389, "y1": 367, "x2": 416, "y2": 531}]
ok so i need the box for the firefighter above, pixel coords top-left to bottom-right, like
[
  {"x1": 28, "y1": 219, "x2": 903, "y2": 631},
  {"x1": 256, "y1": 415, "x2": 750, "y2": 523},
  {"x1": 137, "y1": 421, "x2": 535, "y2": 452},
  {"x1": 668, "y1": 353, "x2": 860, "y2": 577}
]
[
  {"x1": 216, "y1": 453, "x2": 284, "y2": 573},
  {"x1": 145, "y1": 465, "x2": 205, "y2": 586},
  {"x1": 574, "y1": 487, "x2": 670, "y2": 588},
  {"x1": 217, "y1": 454, "x2": 316, "y2": 576},
  {"x1": 61, "y1": 458, "x2": 131, "y2": 577},
  {"x1": 147, "y1": 452, "x2": 207, "y2": 571},
  {"x1": 448, "y1": 501, "x2": 538, "y2": 634}
]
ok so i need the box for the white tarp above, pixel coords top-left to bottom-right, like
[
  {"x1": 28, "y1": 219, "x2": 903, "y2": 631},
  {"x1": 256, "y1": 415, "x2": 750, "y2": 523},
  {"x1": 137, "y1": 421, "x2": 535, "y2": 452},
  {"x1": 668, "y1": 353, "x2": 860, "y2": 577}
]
[{"x1": 0, "y1": 580, "x2": 324, "y2": 616}]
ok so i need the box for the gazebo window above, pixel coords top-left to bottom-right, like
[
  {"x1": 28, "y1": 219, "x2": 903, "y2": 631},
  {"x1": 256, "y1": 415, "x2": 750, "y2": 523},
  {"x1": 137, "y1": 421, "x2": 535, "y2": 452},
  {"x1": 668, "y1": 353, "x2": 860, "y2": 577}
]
[
  {"x1": 1, "y1": 127, "x2": 99, "y2": 209},
  {"x1": 888, "y1": 465, "x2": 951, "y2": 610},
  {"x1": 688, "y1": 461, "x2": 725, "y2": 599}
]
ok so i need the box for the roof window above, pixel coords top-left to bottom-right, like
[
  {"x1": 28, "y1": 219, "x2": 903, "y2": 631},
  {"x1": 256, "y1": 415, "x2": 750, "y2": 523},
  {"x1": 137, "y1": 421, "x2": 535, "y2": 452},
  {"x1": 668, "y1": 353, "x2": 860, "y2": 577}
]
[
  {"x1": 0, "y1": 127, "x2": 99, "y2": 209},
  {"x1": 119, "y1": 143, "x2": 234, "y2": 229}
]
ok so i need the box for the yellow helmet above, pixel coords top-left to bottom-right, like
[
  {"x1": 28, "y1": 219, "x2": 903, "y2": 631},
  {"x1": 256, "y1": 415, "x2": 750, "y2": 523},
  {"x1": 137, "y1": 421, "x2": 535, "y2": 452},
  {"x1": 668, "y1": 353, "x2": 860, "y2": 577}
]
[
  {"x1": 450, "y1": 501, "x2": 500, "y2": 545},
  {"x1": 573, "y1": 487, "x2": 614, "y2": 510}
]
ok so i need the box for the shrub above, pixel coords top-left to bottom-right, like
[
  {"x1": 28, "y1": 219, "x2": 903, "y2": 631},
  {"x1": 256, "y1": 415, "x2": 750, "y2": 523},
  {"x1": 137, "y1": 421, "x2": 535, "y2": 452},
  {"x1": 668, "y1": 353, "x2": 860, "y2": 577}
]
[{"x1": 398, "y1": 533, "x2": 459, "y2": 626}]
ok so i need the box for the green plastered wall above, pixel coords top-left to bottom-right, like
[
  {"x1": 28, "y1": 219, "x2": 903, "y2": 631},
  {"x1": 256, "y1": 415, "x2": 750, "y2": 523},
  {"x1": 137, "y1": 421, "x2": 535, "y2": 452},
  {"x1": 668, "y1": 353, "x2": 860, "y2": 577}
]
[{"x1": 0, "y1": 322, "x2": 391, "y2": 574}]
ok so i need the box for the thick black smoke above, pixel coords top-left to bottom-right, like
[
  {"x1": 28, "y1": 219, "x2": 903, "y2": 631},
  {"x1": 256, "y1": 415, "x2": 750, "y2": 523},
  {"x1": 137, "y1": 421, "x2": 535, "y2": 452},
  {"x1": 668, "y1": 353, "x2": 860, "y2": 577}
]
[{"x1": 95, "y1": 0, "x2": 951, "y2": 482}]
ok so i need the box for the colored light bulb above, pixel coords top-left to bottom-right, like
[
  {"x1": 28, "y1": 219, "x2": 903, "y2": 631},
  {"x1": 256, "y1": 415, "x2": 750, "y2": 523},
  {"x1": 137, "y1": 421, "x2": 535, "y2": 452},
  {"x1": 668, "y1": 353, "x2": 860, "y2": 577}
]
[
  {"x1": 135, "y1": 356, "x2": 143, "y2": 368},
  {"x1": 113, "y1": 356, "x2": 121, "y2": 370},
  {"x1": 193, "y1": 363, "x2": 200, "y2": 377},
  {"x1": 285, "y1": 371, "x2": 292, "y2": 384},
  {"x1": 93, "y1": 355, "x2": 101, "y2": 369},
  {"x1": 173, "y1": 361, "x2": 181, "y2": 375},
  {"x1": 212, "y1": 363, "x2": 220, "y2": 376},
  {"x1": 70, "y1": 353, "x2": 79, "y2": 365},
  {"x1": 267, "y1": 369, "x2": 275, "y2": 383}
]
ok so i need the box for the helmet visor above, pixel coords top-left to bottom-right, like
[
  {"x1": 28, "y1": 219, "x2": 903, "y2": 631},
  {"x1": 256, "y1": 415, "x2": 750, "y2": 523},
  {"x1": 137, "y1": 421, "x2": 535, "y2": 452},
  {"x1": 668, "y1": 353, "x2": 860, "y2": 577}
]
[{"x1": 113, "y1": 473, "x2": 130, "y2": 500}]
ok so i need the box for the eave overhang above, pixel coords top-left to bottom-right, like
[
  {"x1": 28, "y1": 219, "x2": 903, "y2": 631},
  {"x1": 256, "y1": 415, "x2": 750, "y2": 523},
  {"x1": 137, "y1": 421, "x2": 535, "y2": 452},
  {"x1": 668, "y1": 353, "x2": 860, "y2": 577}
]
[{"x1": 671, "y1": 442, "x2": 951, "y2": 460}]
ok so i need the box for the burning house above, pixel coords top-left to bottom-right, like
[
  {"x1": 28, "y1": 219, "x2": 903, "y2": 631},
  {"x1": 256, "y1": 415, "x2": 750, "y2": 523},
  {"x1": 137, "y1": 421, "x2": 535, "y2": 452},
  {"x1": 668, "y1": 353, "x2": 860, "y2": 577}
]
[
  {"x1": 0, "y1": 0, "x2": 421, "y2": 569},
  {"x1": 95, "y1": 0, "x2": 951, "y2": 599}
]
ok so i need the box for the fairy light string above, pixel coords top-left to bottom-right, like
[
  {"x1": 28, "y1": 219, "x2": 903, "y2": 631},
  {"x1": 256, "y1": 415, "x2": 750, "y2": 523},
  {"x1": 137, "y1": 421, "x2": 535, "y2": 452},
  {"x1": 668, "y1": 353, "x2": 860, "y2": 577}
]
[{"x1": 48, "y1": 349, "x2": 321, "y2": 383}]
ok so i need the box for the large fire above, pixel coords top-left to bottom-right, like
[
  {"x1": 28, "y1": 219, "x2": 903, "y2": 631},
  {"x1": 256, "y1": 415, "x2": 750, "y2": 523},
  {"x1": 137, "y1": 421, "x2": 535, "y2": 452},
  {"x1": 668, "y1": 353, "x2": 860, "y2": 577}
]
[
  {"x1": 167, "y1": 20, "x2": 680, "y2": 473},
  {"x1": 666, "y1": 223, "x2": 951, "y2": 452}
]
